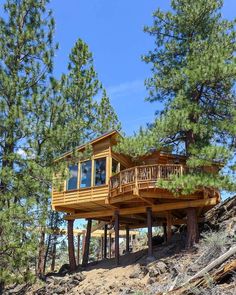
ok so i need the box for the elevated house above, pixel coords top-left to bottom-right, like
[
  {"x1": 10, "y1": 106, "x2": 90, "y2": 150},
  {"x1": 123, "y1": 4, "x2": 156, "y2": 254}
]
[{"x1": 52, "y1": 130, "x2": 220, "y2": 268}]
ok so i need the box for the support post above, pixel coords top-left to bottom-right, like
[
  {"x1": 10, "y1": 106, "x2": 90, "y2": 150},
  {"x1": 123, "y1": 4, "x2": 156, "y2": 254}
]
[
  {"x1": 186, "y1": 207, "x2": 199, "y2": 249},
  {"x1": 147, "y1": 207, "x2": 153, "y2": 258},
  {"x1": 104, "y1": 224, "x2": 108, "y2": 259},
  {"x1": 67, "y1": 219, "x2": 76, "y2": 271},
  {"x1": 166, "y1": 212, "x2": 172, "y2": 243},
  {"x1": 109, "y1": 233, "x2": 112, "y2": 258},
  {"x1": 114, "y1": 210, "x2": 120, "y2": 265},
  {"x1": 125, "y1": 225, "x2": 129, "y2": 253},
  {"x1": 101, "y1": 236, "x2": 104, "y2": 259},
  {"x1": 77, "y1": 234, "x2": 81, "y2": 265},
  {"x1": 82, "y1": 219, "x2": 92, "y2": 266},
  {"x1": 163, "y1": 224, "x2": 167, "y2": 243}
]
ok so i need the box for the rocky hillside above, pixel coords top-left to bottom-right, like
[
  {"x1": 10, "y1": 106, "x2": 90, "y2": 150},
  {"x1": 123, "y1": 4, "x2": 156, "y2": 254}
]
[{"x1": 4, "y1": 196, "x2": 236, "y2": 295}]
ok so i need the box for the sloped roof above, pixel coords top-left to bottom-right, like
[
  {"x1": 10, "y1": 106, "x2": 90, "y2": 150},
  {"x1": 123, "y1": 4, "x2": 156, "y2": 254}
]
[{"x1": 56, "y1": 130, "x2": 121, "y2": 161}]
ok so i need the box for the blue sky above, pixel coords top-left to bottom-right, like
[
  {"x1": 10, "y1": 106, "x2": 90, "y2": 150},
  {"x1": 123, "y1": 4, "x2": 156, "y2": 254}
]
[{"x1": 50, "y1": 0, "x2": 236, "y2": 135}]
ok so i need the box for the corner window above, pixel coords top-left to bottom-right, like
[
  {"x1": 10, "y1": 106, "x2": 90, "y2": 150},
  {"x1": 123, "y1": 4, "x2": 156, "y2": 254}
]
[
  {"x1": 67, "y1": 164, "x2": 78, "y2": 190},
  {"x1": 94, "y1": 158, "x2": 106, "y2": 186},
  {"x1": 80, "y1": 160, "x2": 92, "y2": 188}
]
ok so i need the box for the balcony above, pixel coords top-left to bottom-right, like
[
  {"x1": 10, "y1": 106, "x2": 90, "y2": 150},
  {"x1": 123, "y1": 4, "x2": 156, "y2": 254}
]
[{"x1": 109, "y1": 164, "x2": 184, "y2": 200}]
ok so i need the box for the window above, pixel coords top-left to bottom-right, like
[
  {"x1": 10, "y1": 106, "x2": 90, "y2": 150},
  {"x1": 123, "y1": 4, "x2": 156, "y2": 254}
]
[
  {"x1": 80, "y1": 160, "x2": 92, "y2": 188},
  {"x1": 94, "y1": 158, "x2": 106, "y2": 186},
  {"x1": 67, "y1": 164, "x2": 78, "y2": 190},
  {"x1": 112, "y1": 159, "x2": 119, "y2": 175}
]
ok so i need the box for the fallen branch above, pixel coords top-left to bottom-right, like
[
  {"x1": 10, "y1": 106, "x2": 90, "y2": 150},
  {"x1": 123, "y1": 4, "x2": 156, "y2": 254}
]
[
  {"x1": 165, "y1": 259, "x2": 236, "y2": 295},
  {"x1": 164, "y1": 252, "x2": 236, "y2": 295},
  {"x1": 186, "y1": 245, "x2": 236, "y2": 283}
]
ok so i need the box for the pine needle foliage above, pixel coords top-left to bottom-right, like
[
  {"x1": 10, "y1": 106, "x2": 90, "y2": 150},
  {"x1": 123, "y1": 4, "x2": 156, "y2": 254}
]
[{"x1": 116, "y1": 0, "x2": 236, "y2": 194}]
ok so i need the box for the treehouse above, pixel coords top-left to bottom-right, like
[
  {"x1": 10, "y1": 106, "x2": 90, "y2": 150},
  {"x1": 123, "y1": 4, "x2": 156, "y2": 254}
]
[{"x1": 52, "y1": 130, "x2": 220, "y2": 267}]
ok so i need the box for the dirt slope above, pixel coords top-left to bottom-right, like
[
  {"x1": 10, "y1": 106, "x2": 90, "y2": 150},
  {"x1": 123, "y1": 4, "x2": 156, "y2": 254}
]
[{"x1": 4, "y1": 196, "x2": 236, "y2": 295}]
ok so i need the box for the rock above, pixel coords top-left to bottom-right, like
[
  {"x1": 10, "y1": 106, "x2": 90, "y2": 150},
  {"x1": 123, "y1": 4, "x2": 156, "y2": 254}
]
[
  {"x1": 52, "y1": 286, "x2": 66, "y2": 294},
  {"x1": 148, "y1": 261, "x2": 168, "y2": 277},
  {"x1": 148, "y1": 277, "x2": 156, "y2": 284},
  {"x1": 129, "y1": 265, "x2": 142, "y2": 278}
]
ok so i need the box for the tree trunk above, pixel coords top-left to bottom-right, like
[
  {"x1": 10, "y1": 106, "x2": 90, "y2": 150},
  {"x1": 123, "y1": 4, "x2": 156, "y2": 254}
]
[
  {"x1": 186, "y1": 207, "x2": 199, "y2": 248},
  {"x1": 43, "y1": 233, "x2": 52, "y2": 273},
  {"x1": 67, "y1": 219, "x2": 76, "y2": 271},
  {"x1": 37, "y1": 227, "x2": 46, "y2": 278},
  {"x1": 50, "y1": 234, "x2": 57, "y2": 271}
]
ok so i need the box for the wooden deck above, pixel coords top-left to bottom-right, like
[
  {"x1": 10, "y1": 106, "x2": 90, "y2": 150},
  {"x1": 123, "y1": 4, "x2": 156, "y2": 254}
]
[
  {"x1": 53, "y1": 163, "x2": 220, "y2": 224},
  {"x1": 109, "y1": 164, "x2": 183, "y2": 200}
]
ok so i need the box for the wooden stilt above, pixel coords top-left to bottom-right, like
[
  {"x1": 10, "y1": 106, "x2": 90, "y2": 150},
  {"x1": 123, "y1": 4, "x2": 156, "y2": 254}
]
[
  {"x1": 81, "y1": 230, "x2": 86, "y2": 258},
  {"x1": 104, "y1": 224, "x2": 108, "y2": 259},
  {"x1": 166, "y1": 212, "x2": 172, "y2": 243},
  {"x1": 163, "y1": 224, "x2": 167, "y2": 243},
  {"x1": 125, "y1": 225, "x2": 129, "y2": 253},
  {"x1": 186, "y1": 207, "x2": 199, "y2": 249},
  {"x1": 67, "y1": 219, "x2": 76, "y2": 271},
  {"x1": 101, "y1": 236, "x2": 104, "y2": 259},
  {"x1": 109, "y1": 233, "x2": 112, "y2": 258},
  {"x1": 77, "y1": 234, "x2": 81, "y2": 265},
  {"x1": 114, "y1": 210, "x2": 120, "y2": 265},
  {"x1": 147, "y1": 207, "x2": 153, "y2": 258},
  {"x1": 82, "y1": 218, "x2": 92, "y2": 266}
]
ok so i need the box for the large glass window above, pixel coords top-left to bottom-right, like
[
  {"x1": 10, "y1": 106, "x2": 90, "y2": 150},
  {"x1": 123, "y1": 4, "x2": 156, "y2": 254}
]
[
  {"x1": 94, "y1": 158, "x2": 106, "y2": 186},
  {"x1": 67, "y1": 164, "x2": 78, "y2": 190},
  {"x1": 80, "y1": 160, "x2": 92, "y2": 188}
]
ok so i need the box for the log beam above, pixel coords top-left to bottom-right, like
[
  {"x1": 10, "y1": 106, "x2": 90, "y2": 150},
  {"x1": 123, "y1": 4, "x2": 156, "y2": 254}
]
[
  {"x1": 186, "y1": 208, "x2": 199, "y2": 249},
  {"x1": 67, "y1": 219, "x2": 76, "y2": 271},
  {"x1": 114, "y1": 210, "x2": 120, "y2": 265},
  {"x1": 166, "y1": 212, "x2": 172, "y2": 243},
  {"x1": 82, "y1": 219, "x2": 92, "y2": 266},
  {"x1": 101, "y1": 237, "x2": 104, "y2": 259},
  {"x1": 77, "y1": 234, "x2": 81, "y2": 265},
  {"x1": 65, "y1": 198, "x2": 218, "y2": 220},
  {"x1": 147, "y1": 207, "x2": 153, "y2": 258},
  {"x1": 126, "y1": 225, "x2": 129, "y2": 253},
  {"x1": 104, "y1": 224, "x2": 108, "y2": 259},
  {"x1": 109, "y1": 233, "x2": 112, "y2": 258}
]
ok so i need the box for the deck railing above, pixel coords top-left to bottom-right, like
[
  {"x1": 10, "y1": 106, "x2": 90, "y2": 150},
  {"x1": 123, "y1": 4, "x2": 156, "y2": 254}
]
[{"x1": 109, "y1": 164, "x2": 184, "y2": 195}]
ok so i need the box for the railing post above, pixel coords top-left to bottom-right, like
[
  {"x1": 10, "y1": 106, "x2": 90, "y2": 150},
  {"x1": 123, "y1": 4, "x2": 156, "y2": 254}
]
[
  {"x1": 135, "y1": 167, "x2": 139, "y2": 195},
  {"x1": 180, "y1": 165, "x2": 183, "y2": 176},
  {"x1": 119, "y1": 172, "x2": 122, "y2": 193},
  {"x1": 157, "y1": 165, "x2": 161, "y2": 180}
]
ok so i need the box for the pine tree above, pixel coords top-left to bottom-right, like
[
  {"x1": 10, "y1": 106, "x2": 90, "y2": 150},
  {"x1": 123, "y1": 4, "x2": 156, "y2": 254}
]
[
  {"x1": 0, "y1": 0, "x2": 56, "y2": 288},
  {"x1": 116, "y1": 0, "x2": 236, "y2": 194},
  {"x1": 95, "y1": 89, "x2": 121, "y2": 135},
  {"x1": 60, "y1": 38, "x2": 102, "y2": 151},
  {"x1": 0, "y1": 2, "x2": 121, "y2": 287}
]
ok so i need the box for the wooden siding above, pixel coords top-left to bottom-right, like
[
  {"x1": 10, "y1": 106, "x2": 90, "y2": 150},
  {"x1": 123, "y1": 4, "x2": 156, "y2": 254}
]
[
  {"x1": 52, "y1": 185, "x2": 109, "y2": 210},
  {"x1": 52, "y1": 131, "x2": 220, "y2": 221}
]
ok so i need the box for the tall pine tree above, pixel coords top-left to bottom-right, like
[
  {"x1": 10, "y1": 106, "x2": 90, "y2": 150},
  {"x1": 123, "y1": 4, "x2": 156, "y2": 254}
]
[
  {"x1": 117, "y1": 0, "x2": 236, "y2": 194},
  {"x1": 95, "y1": 89, "x2": 121, "y2": 135},
  {"x1": 0, "y1": 0, "x2": 57, "y2": 287},
  {"x1": 0, "y1": 1, "x2": 121, "y2": 287}
]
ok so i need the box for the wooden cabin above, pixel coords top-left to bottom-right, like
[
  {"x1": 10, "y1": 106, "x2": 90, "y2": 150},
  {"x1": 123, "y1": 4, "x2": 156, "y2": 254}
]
[{"x1": 52, "y1": 130, "x2": 220, "y2": 267}]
